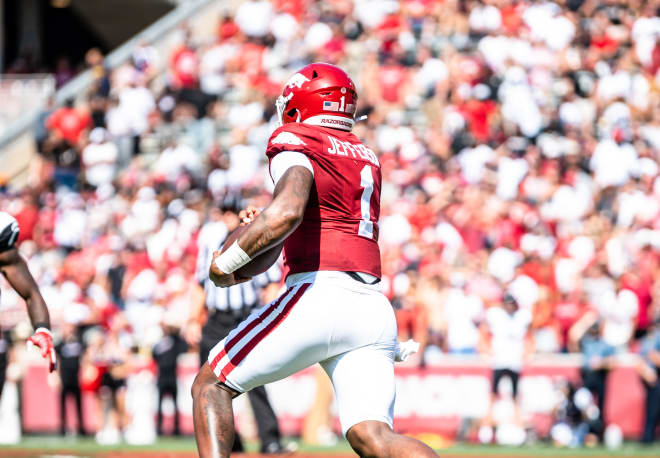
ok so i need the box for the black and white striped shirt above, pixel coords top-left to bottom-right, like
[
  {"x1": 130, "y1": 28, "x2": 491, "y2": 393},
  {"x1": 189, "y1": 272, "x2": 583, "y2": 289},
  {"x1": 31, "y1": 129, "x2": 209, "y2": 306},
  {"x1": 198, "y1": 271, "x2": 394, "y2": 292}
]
[{"x1": 196, "y1": 221, "x2": 282, "y2": 313}]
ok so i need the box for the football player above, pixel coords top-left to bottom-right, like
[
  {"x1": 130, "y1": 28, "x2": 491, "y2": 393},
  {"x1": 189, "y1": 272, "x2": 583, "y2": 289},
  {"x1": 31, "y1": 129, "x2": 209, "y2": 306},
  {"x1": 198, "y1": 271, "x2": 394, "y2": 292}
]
[
  {"x1": 0, "y1": 211, "x2": 56, "y2": 391},
  {"x1": 192, "y1": 63, "x2": 437, "y2": 457}
]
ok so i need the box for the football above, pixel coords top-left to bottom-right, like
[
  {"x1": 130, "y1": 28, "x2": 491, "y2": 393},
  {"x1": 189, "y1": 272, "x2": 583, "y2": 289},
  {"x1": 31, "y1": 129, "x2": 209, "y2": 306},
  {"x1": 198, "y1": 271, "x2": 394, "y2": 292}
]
[{"x1": 221, "y1": 224, "x2": 282, "y2": 278}]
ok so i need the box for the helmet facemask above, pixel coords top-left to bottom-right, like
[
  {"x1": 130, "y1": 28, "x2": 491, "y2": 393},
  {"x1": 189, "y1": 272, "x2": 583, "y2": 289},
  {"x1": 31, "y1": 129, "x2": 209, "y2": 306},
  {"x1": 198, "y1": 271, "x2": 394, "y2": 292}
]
[{"x1": 275, "y1": 93, "x2": 293, "y2": 127}]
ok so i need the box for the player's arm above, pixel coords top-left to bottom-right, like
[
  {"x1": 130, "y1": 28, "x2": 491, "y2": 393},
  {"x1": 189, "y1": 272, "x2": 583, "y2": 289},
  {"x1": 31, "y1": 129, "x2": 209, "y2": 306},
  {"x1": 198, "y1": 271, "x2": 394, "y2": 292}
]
[
  {"x1": 236, "y1": 205, "x2": 286, "y2": 263},
  {"x1": 0, "y1": 247, "x2": 56, "y2": 371},
  {"x1": 238, "y1": 165, "x2": 312, "y2": 256},
  {"x1": 0, "y1": 248, "x2": 51, "y2": 329},
  {"x1": 210, "y1": 165, "x2": 313, "y2": 287}
]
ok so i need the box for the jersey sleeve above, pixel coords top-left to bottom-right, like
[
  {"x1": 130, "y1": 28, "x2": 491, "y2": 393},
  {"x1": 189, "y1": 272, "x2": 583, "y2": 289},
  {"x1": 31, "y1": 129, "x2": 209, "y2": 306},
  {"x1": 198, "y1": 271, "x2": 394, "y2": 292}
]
[
  {"x1": 266, "y1": 124, "x2": 323, "y2": 184},
  {"x1": 270, "y1": 151, "x2": 314, "y2": 185}
]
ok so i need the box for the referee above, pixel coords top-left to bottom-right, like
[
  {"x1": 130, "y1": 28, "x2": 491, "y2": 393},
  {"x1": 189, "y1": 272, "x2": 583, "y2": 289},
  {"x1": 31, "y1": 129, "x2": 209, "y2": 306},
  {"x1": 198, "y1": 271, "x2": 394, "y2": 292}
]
[{"x1": 186, "y1": 206, "x2": 285, "y2": 454}]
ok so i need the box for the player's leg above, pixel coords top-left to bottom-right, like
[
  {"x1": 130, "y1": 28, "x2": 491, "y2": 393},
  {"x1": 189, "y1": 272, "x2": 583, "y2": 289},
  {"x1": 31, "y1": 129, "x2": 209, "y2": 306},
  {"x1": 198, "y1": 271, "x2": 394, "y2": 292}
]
[
  {"x1": 347, "y1": 421, "x2": 438, "y2": 458},
  {"x1": 192, "y1": 282, "x2": 329, "y2": 457},
  {"x1": 200, "y1": 325, "x2": 246, "y2": 451},
  {"x1": 191, "y1": 363, "x2": 238, "y2": 458},
  {"x1": 321, "y1": 345, "x2": 438, "y2": 458}
]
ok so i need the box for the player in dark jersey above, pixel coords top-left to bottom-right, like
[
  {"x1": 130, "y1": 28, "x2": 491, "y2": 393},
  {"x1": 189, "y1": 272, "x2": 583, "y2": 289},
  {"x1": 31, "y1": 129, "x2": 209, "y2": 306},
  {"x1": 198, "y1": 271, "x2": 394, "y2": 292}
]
[
  {"x1": 0, "y1": 211, "x2": 57, "y2": 390},
  {"x1": 192, "y1": 63, "x2": 438, "y2": 457}
]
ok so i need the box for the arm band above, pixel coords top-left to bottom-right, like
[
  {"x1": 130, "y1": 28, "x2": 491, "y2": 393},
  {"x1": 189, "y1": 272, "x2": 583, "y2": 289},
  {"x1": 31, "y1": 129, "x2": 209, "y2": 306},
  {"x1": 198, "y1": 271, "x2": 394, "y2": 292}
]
[
  {"x1": 214, "y1": 241, "x2": 252, "y2": 274},
  {"x1": 34, "y1": 327, "x2": 52, "y2": 337}
]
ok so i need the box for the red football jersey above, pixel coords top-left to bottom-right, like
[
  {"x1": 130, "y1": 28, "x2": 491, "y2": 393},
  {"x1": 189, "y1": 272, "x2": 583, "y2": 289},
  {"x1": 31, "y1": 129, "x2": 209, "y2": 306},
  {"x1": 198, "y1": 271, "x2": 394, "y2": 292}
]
[{"x1": 266, "y1": 123, "x2": 382, "y2": 278}]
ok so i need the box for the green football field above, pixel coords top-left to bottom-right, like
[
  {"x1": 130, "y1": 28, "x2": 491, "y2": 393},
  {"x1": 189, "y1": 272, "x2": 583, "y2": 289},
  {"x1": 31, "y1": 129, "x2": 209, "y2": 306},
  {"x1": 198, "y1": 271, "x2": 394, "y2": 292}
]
[{"x1": 0, "y1": 436, "x2": 659, "y2": 457}]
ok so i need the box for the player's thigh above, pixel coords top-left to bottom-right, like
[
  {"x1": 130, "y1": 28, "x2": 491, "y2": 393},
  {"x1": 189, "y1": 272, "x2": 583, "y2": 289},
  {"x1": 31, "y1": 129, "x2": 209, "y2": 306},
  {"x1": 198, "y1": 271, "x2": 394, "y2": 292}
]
[
  {"x1": 327, "y1": 285, "x2": 398, "y2": 356},
  {"x1": 206, "y1": 282, "x2": 330, "y2": 392},
  {"x1": 321, "y1": 342, "x2": 396, "y2": 437}
]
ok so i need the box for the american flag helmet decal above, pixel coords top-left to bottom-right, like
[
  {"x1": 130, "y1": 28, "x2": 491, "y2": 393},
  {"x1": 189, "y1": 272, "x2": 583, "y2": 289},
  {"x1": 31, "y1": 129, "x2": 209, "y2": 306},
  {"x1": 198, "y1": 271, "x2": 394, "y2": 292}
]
[{"x1": 323, "y1": 100, "x2": 340, "y2": 111}]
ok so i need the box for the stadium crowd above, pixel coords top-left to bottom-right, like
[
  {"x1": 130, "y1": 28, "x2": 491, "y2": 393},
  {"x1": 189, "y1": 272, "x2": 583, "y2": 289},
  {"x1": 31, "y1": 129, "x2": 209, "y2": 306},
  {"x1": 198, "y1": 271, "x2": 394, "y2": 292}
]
[{"x1": 1, "y1": 0, "x2": 660, "y2": 446}]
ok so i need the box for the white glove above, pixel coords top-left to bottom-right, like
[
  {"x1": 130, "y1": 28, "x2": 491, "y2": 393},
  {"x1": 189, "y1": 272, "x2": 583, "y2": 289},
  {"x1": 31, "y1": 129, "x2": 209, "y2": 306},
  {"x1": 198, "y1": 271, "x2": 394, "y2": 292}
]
[{"x1": 394, "y1": 339, "x2": 420, "y2": 362}]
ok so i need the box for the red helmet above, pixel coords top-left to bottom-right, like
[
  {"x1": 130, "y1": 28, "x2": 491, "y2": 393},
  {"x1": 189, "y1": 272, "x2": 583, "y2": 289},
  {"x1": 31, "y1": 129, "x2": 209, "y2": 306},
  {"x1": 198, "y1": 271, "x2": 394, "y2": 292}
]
[{"x1": 276, "y1": 62, "x2": 358, "y2": 131}]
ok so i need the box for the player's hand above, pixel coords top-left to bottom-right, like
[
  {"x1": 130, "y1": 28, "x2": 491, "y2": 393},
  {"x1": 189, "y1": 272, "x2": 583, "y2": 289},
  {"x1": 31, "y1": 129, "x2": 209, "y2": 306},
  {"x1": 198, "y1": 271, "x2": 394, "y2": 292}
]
[
  {"x1": 27, "y1": 327, "x2": 57, "y2": 372},
  {"x1": 394, "y1": 339, "x2": 420, "y2": 362},
  {"x1": 209, "y1": 250, "x2": 251, "y2": 288},
  {"x1": 239, "y1": 205, "x2": 260, "y2": 226}
]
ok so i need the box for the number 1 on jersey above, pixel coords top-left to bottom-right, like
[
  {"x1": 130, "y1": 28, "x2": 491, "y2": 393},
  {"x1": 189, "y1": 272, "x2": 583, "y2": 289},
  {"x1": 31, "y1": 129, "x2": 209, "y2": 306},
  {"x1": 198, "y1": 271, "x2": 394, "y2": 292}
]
[{"x1": 359, "y1": 165, "x2": 374, "y2": 239}]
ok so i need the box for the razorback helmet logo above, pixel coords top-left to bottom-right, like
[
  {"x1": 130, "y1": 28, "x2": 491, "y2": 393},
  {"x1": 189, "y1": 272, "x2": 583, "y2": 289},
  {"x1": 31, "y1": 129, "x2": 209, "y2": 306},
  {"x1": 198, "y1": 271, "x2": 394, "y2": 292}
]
[
  {"x1": 285, "y1": 73, "x2": 310, "y2": 89},
  {"x1": 276, "y1": 63, "x2": 358, "y2": 131}
]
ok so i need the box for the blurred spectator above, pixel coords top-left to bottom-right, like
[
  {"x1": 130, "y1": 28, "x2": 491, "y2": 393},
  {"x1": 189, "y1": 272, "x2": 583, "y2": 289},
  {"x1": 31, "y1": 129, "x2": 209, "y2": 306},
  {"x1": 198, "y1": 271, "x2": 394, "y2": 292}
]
[
  {"x1": 46, "y1": 98, "x2": 91, "y2": 148},
  {"x1": 55, "y1": 322, "x2": 87, "y2": 437},
  {"x1": 550, "y1": 382, "x2": 603, "y2": 448},
  {"x1": 82, "y1": 128, "x2": 118, "y2": 188},
  {"x1": 170, "y1": 33, "x2": 199, "y2": 90},
  {"x1": 116, "y1": 75, "x2": 155, "y2": 155},
  {"x1": 41, "y1": 98, "x2": 91, "y2": 190},
  {"x1": 638, "y1": 317, "x2": 660, "y2": 443},
  {"x1": 569, "y1": 319, "x2": 617, "y2": 440},
  {"x1": 442, "y1": 273, "x2": 484, "y2": 354},
  {"x1": 34, "y1": 97, "x2": 56, "y2": 152},
  {"x1": 54, "y1": 57, "x2": 75, "y2": 89},
  {"x1": 234, "y1": 0, "x2": 273, "y2": 38},
  {"x1": 394, "y1": 272, "x2": 429, "y2": 364},
  {"x1": 485, "y1": 294, "x2": 531, "y2": 420},
  {"x1": 85, "y1": 317, "x2": 132, "y2": 445},
  {"x1": 86, "y1": 48, "x2": 111, "y2": 98},
  {"x1": 132, "y1": 41, "x2": 160, "y2": 78},
  {"x1": 152, "y1": 324, "x2": 187, "y2": 436}
]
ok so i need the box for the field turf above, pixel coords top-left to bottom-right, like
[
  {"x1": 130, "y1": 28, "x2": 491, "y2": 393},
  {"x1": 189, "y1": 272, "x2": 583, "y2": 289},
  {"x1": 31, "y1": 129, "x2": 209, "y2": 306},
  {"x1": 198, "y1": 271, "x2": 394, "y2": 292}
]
[{"x1": 1, "y1": 436, "x2": 660, "y2": 457}]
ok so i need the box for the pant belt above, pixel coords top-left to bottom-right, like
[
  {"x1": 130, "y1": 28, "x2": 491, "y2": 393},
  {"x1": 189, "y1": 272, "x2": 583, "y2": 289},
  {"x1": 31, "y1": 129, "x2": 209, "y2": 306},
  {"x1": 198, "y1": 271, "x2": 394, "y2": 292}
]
[{"x1": 345, "y1": 271, "x2": 380, "y2": 285}]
